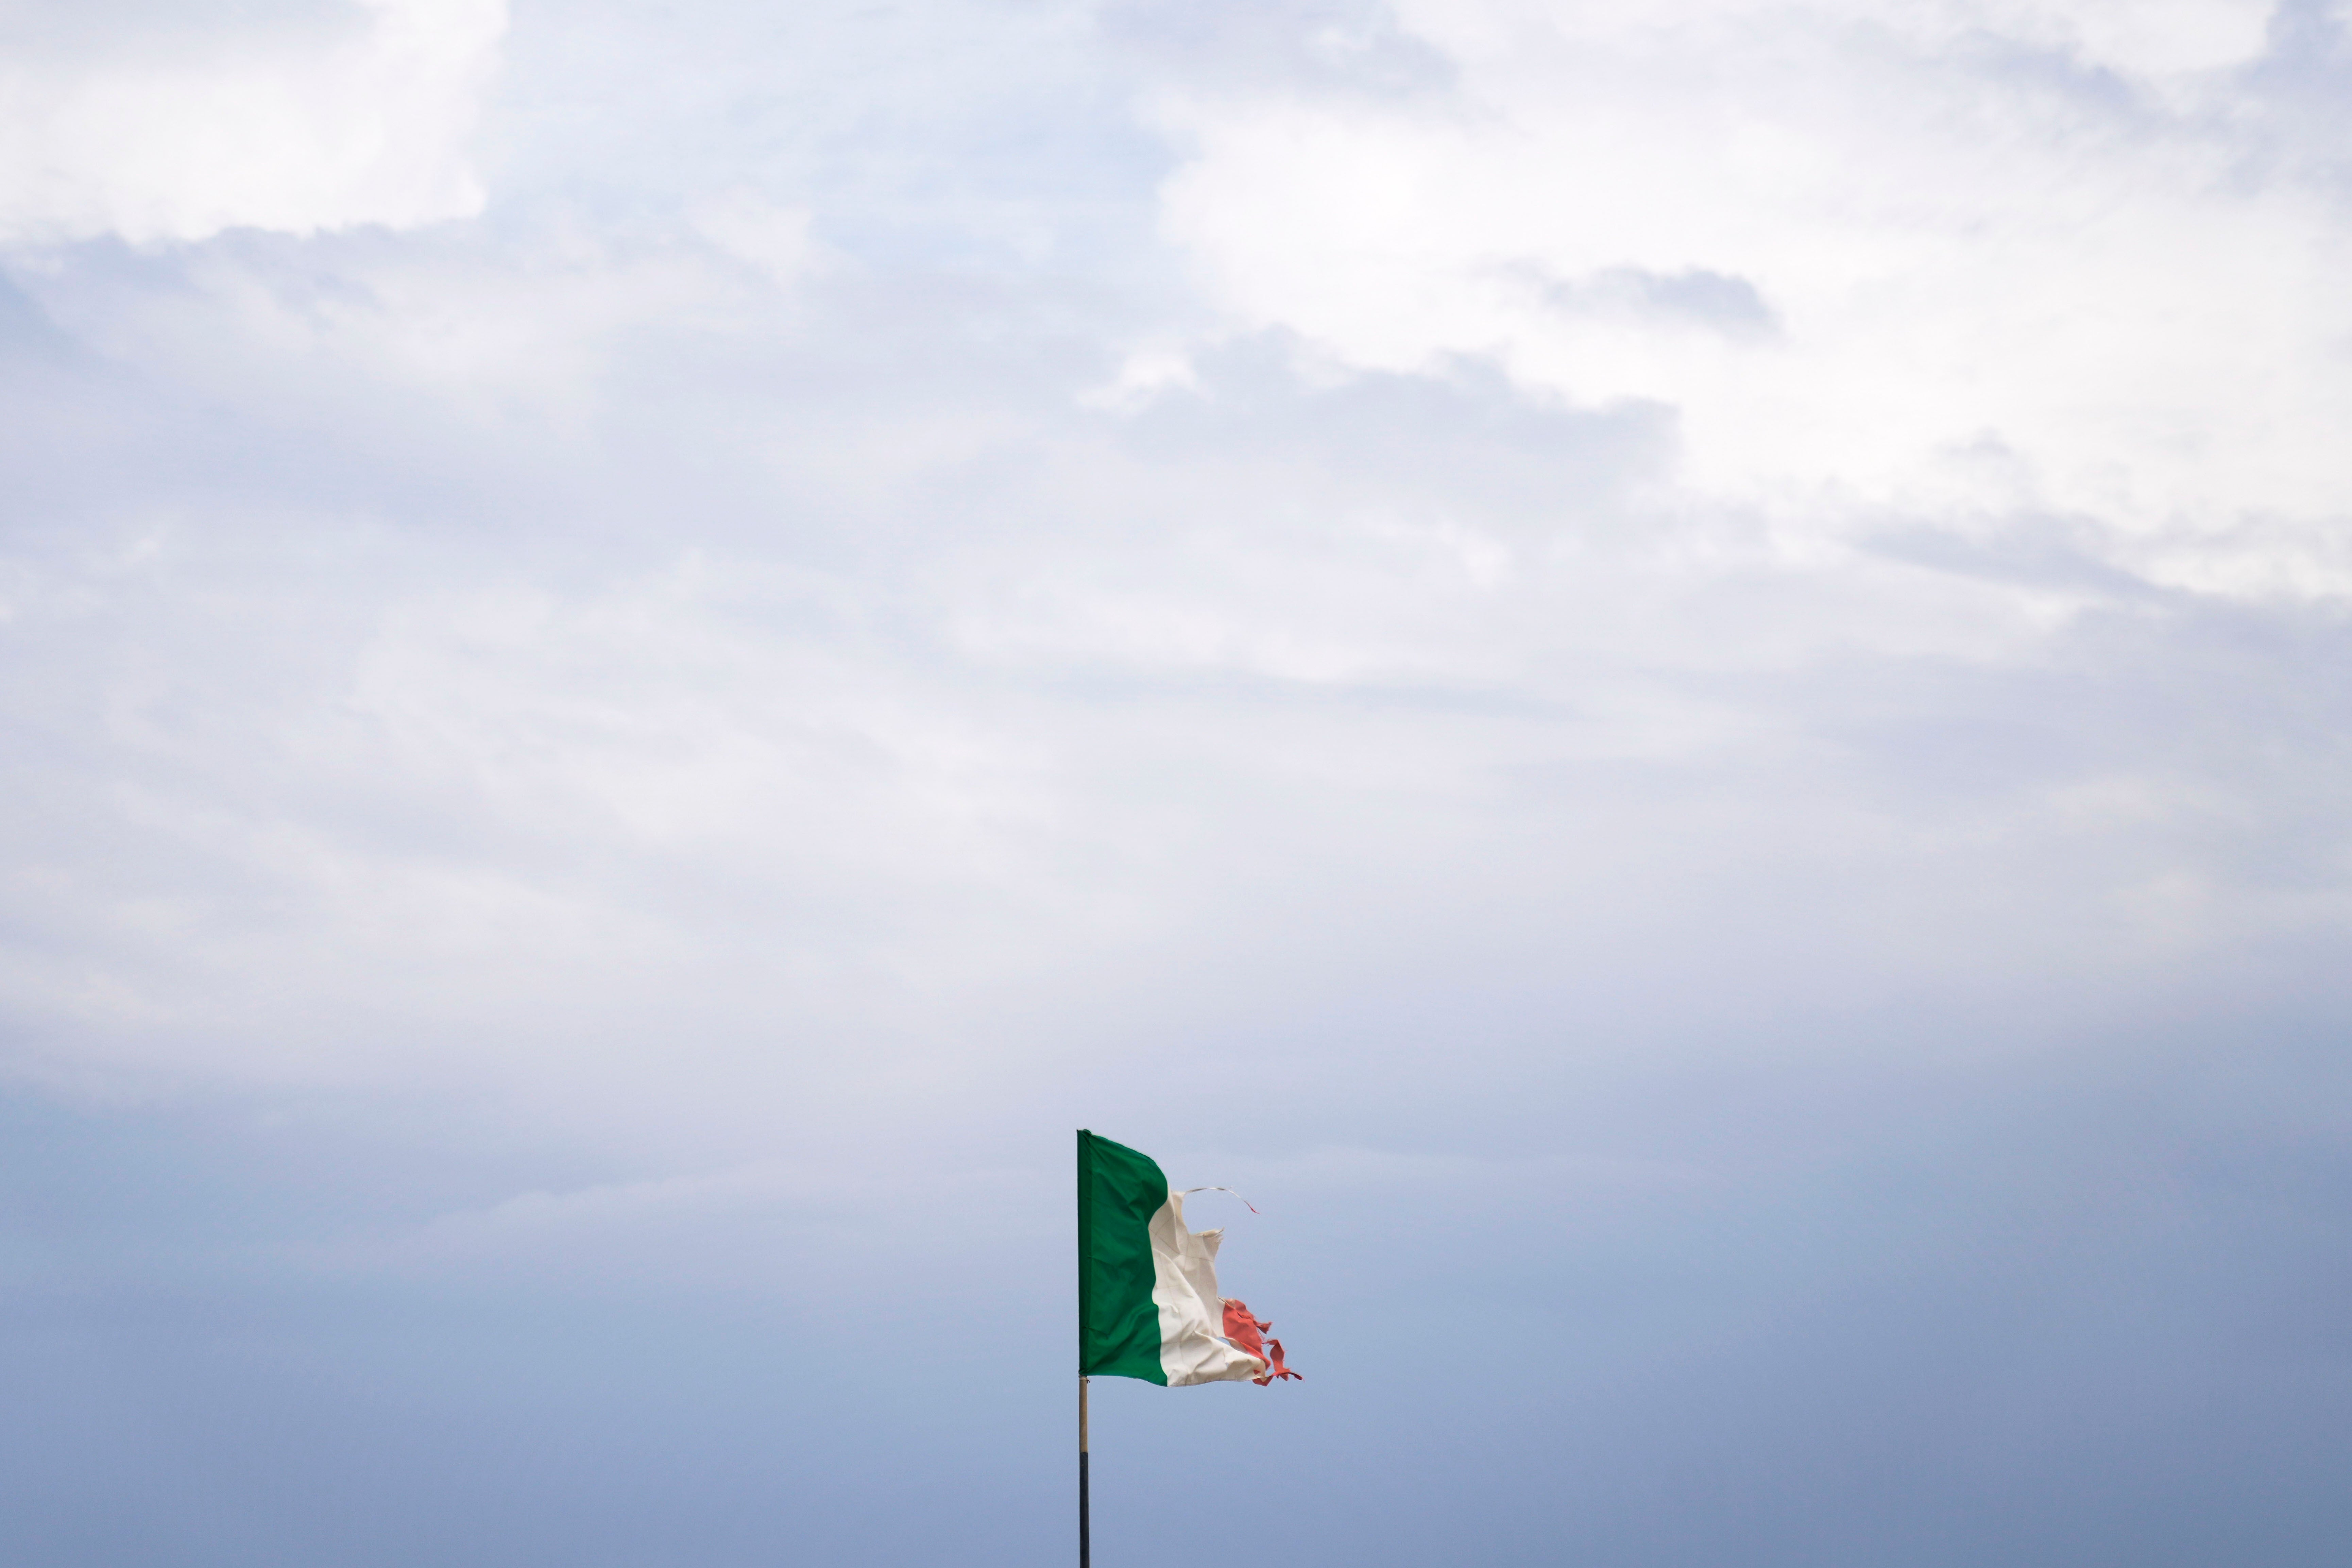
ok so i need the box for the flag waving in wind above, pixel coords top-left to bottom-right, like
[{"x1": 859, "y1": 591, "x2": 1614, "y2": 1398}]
[{"x1": 1077, "y1": 1130, "x2": 1302, "y2": 1387}]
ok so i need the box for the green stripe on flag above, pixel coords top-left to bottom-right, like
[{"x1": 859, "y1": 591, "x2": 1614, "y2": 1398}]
[{"x1": 1077, "y1": 1130, "x2": 1168, "y2": 1384}]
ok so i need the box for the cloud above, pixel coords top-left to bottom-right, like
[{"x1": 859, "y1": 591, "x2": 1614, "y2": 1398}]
[
  {"x1": 0, "y1": 0, "x2": 506, "y2": 244},
  {"x1": 1156, "y1": 0, "x2": 2352, "y2": 595},
  {"x1": 4, "y1": 255, "x2": 2345, "y2": 1148},
  {"x1": 4, "y1": 2, "x2": 2352, "y2": 1563}
]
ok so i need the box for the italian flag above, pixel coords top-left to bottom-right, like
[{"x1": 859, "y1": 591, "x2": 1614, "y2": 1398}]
[{"x1": 1077, "y1": 1130, "x2": 1301, "y2": 1387}]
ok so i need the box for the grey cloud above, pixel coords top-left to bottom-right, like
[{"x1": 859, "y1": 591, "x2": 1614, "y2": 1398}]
[
  {"x1": 1517, "y1": 261, "x2": 1782, "y2": 341},
  {"x1": 1098, "y1": 0, "x2": 1455, "y2": 99}
]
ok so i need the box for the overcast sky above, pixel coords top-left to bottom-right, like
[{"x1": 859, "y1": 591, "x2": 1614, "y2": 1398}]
[{"x1": 4, "y1": 0, "x2": 2352, "y2": 1563}]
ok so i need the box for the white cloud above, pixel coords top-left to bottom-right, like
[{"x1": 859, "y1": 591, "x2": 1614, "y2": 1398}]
[
  {"x1": 1157, "y1": 0, "x2": 2352, "y2": 594},
  {"x1": 0, "y1": 0, "x2": 506, "y2": 244}
]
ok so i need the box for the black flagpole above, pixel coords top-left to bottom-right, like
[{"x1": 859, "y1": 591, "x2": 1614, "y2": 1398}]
[{"x1": 1079, "y1": 1374, "x2": 1091, "y2": 1567}]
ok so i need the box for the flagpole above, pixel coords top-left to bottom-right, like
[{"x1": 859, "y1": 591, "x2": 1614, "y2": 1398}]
[{"x1": 1078, "y1": 1374, "x2": 1091, "y2": 1567}]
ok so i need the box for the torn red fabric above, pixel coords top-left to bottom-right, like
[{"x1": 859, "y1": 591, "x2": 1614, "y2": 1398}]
[{"x1": 1220, "y1": 1298, "x2": 1301, "y2": 1385}]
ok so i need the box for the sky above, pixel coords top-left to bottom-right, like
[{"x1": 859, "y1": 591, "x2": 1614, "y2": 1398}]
[{"x1": 3, "y1": 0, "x2": 2352, "y2": 1562}]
